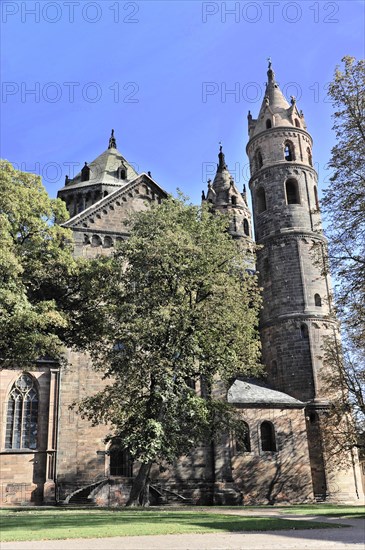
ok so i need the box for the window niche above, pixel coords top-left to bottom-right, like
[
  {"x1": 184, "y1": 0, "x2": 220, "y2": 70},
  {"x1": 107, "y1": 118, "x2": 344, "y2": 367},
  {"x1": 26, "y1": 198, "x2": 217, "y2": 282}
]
[
  {"x1": 5, "y1": 374, "x2": 39, "y2": 450},
  {"x1": 256, "y1": 187, "x2": 267, "y2": 214},
  {"x1": 260, "y1": 421, "x2": 276, "y2": 452},
  {"x1": 284, "y1": 141, "x2": 295, "y2": 161},
  {"x1": 243, "y1": 218, "x2": 250, "y2": 236},
  {"x1": 285, "y1": 178, "x2": 300, "y2": 205},
  {"x1": 255, "y1": 150, "x2": 263, "y2": 170},
  {"x1": 314, "y1": 293, "x2": 322, "y2": 307},
  {"x1": 109, "y1": 439, "x2": 133, "y2": 477},
  {"x1": 307, "y1": 147, "x2": 313, "y2": 166},
  {"x1": 235, "y1": 421, "x2": 251, "y2": 453}
]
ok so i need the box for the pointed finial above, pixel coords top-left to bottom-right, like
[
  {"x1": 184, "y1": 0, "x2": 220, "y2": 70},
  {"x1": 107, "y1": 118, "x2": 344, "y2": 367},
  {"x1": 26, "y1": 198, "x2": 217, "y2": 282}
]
[
  {"x1": 267, "y1": 58, "x2": 275, "y2": 82},
  {"x1": 108, "y1": 129, "x2": 117, "y2": 149},
  {"x1": 290, "y1": 95, "x2": 296, "y2": 105},
  {"x1": 218, "y1": 143, "x2": 227, "y2": 171}
]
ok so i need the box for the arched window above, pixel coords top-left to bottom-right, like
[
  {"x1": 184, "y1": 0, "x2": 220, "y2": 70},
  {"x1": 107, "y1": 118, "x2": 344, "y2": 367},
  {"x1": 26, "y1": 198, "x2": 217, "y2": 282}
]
[
  {"x1": 81, "y1": 162, "x2": 90, "y2": 182},
  {"x1": 314, "y1": 293, "x2": 322, "y2": 307},
  {"x1": 103, "y1": 236, "x2": 113, "y2": 248},
  {"x1": 236, "y1": 421, "x2": 251, "y2": 453},
  {"x1": 285, "y1": 178, "x2": 300, "y2": 204},
  {"x1": 307, "y1": 147, "x2": 313, "y2": 166},
  {"x1": 314, "y1": 185, "x2": 319, "y2": 210},
  {"x1": 301, "y1": 323, "x2": 309, "y2": 339},
  {"x1": 91, "y1": 235, "x2": 102, "y2": 247},
  {"x1": 118, "y1": 166, "x2": 126, "y2": 180},
  {"x1": 260, "y1": 421, "x2": 276, "y2": 452},
  {"x1": 295, "y1": 119, "x2": 300, "y2": 128},
  {"x1": 109, "y1": 439, "x2": 133, "y2": 477},
  {"x1": 256, "y1": 187, "x2": 267, "y2": 214},
  {"x1": 284, "y1": 141, "x2": 294, "y2": 161},
  {"x1": 256, "y1": 150, "x2": 263, "y2": 170},
  {"x1": 243, "y1": 218, "x2": 249, "y2": 236},
  {"x1": 266, "y1": 119, "x2": 272, "y2": 129},
  {"x1": 231, "y1": 195, "x2": 237, "y2": 205},
  {"x1": 5, "y1": 374, "x2": 38, "y2": 450}
]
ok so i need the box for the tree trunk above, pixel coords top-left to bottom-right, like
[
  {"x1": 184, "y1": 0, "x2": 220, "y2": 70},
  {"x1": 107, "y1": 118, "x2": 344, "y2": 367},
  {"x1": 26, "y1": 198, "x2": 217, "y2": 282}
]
[{"x1": 125, "y1": 462, "x2": 152, "y2": 507}]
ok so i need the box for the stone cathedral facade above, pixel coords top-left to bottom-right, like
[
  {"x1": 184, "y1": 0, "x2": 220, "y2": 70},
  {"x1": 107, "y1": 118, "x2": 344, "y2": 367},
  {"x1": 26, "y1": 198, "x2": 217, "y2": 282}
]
[{"x1": 1, "y1": 65, "x2": 364, "y2": 506}]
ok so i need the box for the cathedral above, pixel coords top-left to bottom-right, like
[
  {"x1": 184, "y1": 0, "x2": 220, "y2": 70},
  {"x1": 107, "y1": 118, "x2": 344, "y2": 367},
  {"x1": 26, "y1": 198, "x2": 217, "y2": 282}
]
[{"x1": 1, "y1": 64, "x2": 364, "y2": 506}]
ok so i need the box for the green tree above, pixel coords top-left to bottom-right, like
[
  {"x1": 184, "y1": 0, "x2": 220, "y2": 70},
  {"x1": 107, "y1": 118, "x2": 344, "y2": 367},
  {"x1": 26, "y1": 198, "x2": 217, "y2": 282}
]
[
  {"x1": 0, "y1": 160, "x2": 75, "y2": 366},
  {"x1": 69, "y1": 197, "x2": 262, "y2": 506},
  {"x1": 320, "y1": 56, "x2": 365, "y2": 459}
]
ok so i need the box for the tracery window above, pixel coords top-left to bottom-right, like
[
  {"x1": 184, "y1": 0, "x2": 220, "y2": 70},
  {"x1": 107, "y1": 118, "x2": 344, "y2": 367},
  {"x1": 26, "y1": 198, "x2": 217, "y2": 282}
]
[{"x1": 5, "y1": 374, "x2": 38, "y2": 450}]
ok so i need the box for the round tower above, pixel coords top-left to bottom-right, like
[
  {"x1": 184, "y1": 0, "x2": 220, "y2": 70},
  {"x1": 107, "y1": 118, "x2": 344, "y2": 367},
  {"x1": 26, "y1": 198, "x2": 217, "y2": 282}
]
[{"x1": 247, "y1": 63, "x2": 362, "y2": 501}]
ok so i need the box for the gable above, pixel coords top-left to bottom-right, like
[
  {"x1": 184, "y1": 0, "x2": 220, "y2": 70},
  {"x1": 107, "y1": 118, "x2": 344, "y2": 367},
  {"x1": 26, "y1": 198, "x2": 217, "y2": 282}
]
[{"x1": 63, "y1": 173, "x2": 168, "y2": 258}]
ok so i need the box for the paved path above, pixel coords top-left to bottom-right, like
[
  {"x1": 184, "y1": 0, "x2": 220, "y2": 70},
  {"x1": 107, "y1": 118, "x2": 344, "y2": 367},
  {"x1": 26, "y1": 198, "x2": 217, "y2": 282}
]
[{"x1": 1, "y1": 515, "x2": 364, "y2": 550}]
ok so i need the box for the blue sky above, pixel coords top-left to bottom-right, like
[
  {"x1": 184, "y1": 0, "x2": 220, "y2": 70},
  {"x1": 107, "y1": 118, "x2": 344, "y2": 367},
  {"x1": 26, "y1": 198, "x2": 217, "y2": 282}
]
[{"x1": 1, "y1": 0, "x2": 364, "y2": 205}]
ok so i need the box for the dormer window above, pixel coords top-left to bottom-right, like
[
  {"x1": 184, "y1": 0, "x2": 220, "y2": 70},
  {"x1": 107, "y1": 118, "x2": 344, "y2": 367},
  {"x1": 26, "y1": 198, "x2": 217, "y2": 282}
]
[
  {"x1": 118, "y1": 166, "x2": 127, "y2": 180},
  {"x1": 231, "y1": 196, "x2": 237, "y2": 205},
  {"x1": 284, "y1": 141, "x2": 294, "y2": 161},
  {"x1": 295, "y1": 119, "x2": 300, "y2": 128},
  {"x1": 266, "y1": 119, "x2": 272, "y2": 129},
  {"x1": 81, "y1": 162, "x2": 90, "y2": 182}
]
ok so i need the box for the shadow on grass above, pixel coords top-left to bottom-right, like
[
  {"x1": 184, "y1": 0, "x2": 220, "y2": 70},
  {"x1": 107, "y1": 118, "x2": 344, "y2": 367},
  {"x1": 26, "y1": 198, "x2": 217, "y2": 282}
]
[{"x1": 0, "y1": 510, "x2": 347, "y2": 542}]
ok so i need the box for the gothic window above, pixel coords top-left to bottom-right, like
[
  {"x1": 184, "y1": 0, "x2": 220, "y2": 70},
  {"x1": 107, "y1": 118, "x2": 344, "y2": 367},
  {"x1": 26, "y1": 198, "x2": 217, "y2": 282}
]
[
  {"x1": 266, "y1": 119, "x2": 272, "y2": 129},
  {"x1": 256, "y1": 187, "x2": 267, "y2": 214},
  {"x1": 284, "y1": 141, "x2": 294, "y2": 161},
  {"x1": 109, "y1": 439, "x2": 133, "y2": 477},
  {"x1": 307, "y1": 147, "x2": 313, "y2": 166},
  {"x1": 260, "y1": 421, "x2": 276, "y2": 452},
  {"x1": 5, "y1": 374, "x2": 39, "y2": 450},
  {"x1": 285, "y1": 178, "x2": 300, "y2": 204},
  {"x1": 81, "y1": 162, "x2": 90, "y2": 182},
  {"x1": 295, "y1": 119, "x2": 300, "y2": 128},
  {"x1": 314, "y1": 293, "x2": 322, "y2": 307},
  {"x1": 255, "y1": 150, "x2": 263, "y2": 170},
  {"x1": 236, "y1": 421, "x2": 251, "y2": 453},
  {"x1": 231, "y1": 195, "x2": 237, "y2": 205},
  {"x1": 314, "y1": 185, "x2": 319, "y2": 210},
  {"x1": 243, "y1": 218, "x2": 250, "y2": 236}
]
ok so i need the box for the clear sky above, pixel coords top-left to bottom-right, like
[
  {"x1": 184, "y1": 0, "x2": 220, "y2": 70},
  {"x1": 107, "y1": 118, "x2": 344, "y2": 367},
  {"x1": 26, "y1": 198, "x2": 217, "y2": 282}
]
[{"x1": 1, "y1": 0, "x2": 364, "y2": 205}]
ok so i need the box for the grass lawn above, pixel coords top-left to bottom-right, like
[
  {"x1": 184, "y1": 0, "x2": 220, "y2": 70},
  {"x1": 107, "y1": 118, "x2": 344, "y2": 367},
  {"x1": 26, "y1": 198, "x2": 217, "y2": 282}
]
[
  {"x1": 259, "y1": 504, "x2": 365, "y2": 519},
  {"x1": 0, "y1": 508, "x2": 348, "y2": 542}
]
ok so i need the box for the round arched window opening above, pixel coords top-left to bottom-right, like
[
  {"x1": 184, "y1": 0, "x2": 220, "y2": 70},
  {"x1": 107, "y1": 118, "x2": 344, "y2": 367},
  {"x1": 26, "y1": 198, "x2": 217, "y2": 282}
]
[{"x1": 256, "y1": 187, "x2": 267, "y2": 214}]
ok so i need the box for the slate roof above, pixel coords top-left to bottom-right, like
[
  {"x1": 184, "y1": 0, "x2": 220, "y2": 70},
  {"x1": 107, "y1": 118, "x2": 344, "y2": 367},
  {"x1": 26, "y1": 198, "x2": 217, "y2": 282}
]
[
  {"x1": 59, "y1": 146, "x2": 139, "y2": 191},
  {"x1": 227, "y1": 379, "x2": 305, "y2": 408}
]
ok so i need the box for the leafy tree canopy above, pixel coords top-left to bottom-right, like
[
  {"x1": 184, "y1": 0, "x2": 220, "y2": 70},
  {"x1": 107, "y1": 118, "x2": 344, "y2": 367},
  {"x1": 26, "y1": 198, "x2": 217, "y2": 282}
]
[
  {"x1": 0, "y1": 160, "x2": 75, "y2": 365},
  {"x1": 68, "y1": 196, "x2": 263, "y2": 504},
  {"x1": 320, "y1": 57, "x2": 365, "y2": 460}
]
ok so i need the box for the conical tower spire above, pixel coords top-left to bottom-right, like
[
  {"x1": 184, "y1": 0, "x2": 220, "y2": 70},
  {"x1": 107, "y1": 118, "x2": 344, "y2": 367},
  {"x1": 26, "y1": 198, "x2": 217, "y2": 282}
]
[{"x1": 108, "y1": 129, "x2": 117, "y2": 149}]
